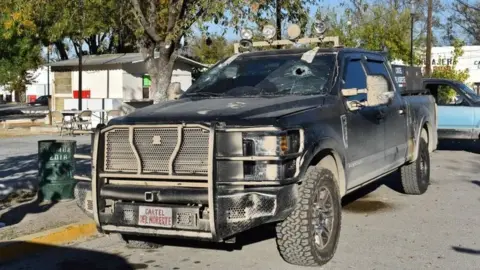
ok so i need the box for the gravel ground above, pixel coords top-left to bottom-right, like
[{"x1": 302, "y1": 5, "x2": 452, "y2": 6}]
[{"x1": 3, "y1": 140, "x2": 480, "y2": 270}]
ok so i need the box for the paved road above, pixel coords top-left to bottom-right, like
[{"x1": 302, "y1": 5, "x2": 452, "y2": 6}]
[{"x1": 3, "y1": 141, "x2": 480, "y2": 270}]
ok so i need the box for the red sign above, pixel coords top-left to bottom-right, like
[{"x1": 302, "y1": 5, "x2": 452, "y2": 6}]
[
  {"x1": 73, "y1": 90, "x2": 91, "y2": 99},
  {"x1": 28, "y1": 95, "x2": 37, "y2": 103}
]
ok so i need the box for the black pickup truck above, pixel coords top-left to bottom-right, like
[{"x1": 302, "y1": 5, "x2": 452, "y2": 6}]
[{"x1": 76, "y1": 47, "x2": 437, "y2": 267}]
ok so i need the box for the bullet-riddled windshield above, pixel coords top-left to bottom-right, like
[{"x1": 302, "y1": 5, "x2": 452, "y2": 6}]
[{"x1": 182, "y1": 52, "x2": 336, "y2": 98}]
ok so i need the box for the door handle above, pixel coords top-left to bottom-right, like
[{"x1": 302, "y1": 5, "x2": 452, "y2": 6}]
[{"x1": 398, "y1": 107, "x2": 406, "y2": 115}]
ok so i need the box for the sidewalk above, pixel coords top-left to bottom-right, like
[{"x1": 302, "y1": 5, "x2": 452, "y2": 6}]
[{"x1": 0, "y1": 198, "x2": 91, "y2": 241}]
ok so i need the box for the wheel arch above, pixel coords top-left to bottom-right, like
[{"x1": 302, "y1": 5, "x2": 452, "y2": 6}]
[
  {"x1": 411, "y1": 118, "x2": 433, "y2": 162},
  {"x1": 308, "y1": 149, "x2": 347, "y2": 198}
]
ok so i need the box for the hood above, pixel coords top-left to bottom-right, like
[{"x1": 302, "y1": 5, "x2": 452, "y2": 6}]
[{"x1": 109, "y1": 95, "x2": 325, "y2": 126}]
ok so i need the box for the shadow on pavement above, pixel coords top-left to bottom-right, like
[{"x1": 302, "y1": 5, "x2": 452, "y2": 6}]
[
  {"x1": 437, "y1": 139, "x2": 480, "y2": 154},
  {"x1": 1, "y1": 242, "x2": 136, "y2": 270},
  {"x1": 451, "y1": 246, "x2": 480, "y2": 255},
  {"x1": 0, "y1": 144, "x2": 91, "y2": 209},
  {"x1": 471, "y1": 180, "x2": 480, "y2": 188},
  {"x1": 0, "y1": 194, "x2": 58, "y2": 227},
  {"x1": 129, "y1": 223, "x2": 277, "y2": 252}
]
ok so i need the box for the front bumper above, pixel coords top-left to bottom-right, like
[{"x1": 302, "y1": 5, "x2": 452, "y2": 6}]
[{"x1": 75, "y1": 181, "x2": 297, "y2": 241}]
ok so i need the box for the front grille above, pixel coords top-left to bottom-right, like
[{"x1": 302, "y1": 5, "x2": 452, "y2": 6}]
[{"x1": 104, "y1": 125, "x2": 210, "y2": 175}]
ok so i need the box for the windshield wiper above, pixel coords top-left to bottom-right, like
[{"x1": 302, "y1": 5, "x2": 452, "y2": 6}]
[{"x1": 183, "y1": 92, "x2": 226, "y2": 97}]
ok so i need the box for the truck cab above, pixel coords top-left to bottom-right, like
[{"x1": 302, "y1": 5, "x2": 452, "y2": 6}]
[{"x1": 76, "y1": 46, "x2": 437, "y2": 268}]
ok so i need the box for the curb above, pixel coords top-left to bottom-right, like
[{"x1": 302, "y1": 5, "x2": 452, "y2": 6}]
[{"x1": 0, "y1": 221, "x2": 97, "y2": 264}]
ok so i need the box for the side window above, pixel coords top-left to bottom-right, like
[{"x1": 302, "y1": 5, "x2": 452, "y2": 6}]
[
  {"x1": 436, "y1": 84, "x2": 462, "y2": 106},
  {"x1": 342, "y1": 59, "x2": 367, "y2": 101},
  {"x1": 365, "y1": 60, "x2": 392, "y2": 92}
]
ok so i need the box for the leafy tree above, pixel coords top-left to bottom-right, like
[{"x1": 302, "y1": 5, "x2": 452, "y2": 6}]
[
  {"x1": 123, "y1": 0, "x2": 248, "y2": 103},
  {"x1": 431, "y1": 39, "x2": 470, "y2": 103},
  {"x1": 0, "y1": 1, "x2": 43, "y2": 99},
  {"x1": 247, "y1": 0, "x2": 321, "y2": 40},
  {"x1": 189, "y1": 35, "x2": 233, "y2": 65},
  {"x1": 452, "y1": 0, "x2": 480, "y2": 45}
]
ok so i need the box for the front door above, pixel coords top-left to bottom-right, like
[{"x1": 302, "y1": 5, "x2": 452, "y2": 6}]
[
  {"x1": 341, "y1": 56, "x2": 386, "y2": 189},
  {"x1": 364, "y1": 58, "x2": 408, "y2": 168},
  {"x1": 425, "y1": 82, "x2": 475, "y2": 139}
]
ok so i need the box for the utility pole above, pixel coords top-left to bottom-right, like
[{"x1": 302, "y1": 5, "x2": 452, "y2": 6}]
[
  {"x1": 78, "y1": 0, "x2": 83, "y2": 111},
  {"x1": 47, "y1": 45, "x2": 50, "y2": 96},
  {"x1": 425, "y1": 0, "x2": 433, "y2": 76}
]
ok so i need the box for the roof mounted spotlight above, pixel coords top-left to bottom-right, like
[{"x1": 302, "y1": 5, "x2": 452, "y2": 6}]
[
  {"x1": 238, "y1": 28, "x2": 254, "y2": 52},
  {"x1": 262, "y1": 24, "x2": 276, "y2": 41},
  {"x1": 287, "y1": 24, "x2": 301, "y2": 40},
  {"x1": 240, "y1": 28, "x2": 254, "y2": 40},
  {"x1": 313, "y1": 19, "x2": 327, "y2": 43}
]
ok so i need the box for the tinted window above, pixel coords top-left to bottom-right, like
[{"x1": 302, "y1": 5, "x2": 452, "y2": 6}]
[
  {"x1": 343, "y1": 60, "x2": 366, "y2": 89},
  {"x1": 365, "y1": 61, "x2": 389, "y2": 77},
  {"x1": 343, "y1": 59, "x2": 367, "y2": 101}
]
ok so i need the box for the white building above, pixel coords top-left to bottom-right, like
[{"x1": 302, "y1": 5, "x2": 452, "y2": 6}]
[
  {"x1": 47, "y1": 53, "x2": 208, "y2": 127},
  {"x1": 426, "y1": 45, "x2": 480, "y2": 85},
  {"x1": 25, "y1": 65, "x2": 54, "y2": 102}
]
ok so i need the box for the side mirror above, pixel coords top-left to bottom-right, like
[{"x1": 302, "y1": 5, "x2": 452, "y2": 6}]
[
  {"x1": 366, "y1": 75, "x2": 393, "y2": 107},
  {"x1": 454, "y1": 95, "x2": 464, "y2": 105},
  {"x1": 167, "y1": 82, "x2": 183, "y2": 100}
]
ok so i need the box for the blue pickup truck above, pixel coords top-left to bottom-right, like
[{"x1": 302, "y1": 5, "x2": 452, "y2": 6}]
[{"x1": 423, "y1": 78, "x2": 480, "y2": 140}]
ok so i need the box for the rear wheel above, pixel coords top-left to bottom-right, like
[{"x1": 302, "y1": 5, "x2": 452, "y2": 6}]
[
  {"x1": 275, "y1": 164, "x2": 342, "y2": 267},
  {"x1": 400, "y1": 134, "x2": 430, "y2": 195}
]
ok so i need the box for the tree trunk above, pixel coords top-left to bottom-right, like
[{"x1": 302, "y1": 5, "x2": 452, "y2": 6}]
[
  {"x1": 139, "y1": 40, "x2": 175, "y2": 104},
  {"x1": 425, "y1": 0, "x2": 433, "y2": 76},
  {"x1": 54, "y1": 41, "x2": 69, "y2": 60}
]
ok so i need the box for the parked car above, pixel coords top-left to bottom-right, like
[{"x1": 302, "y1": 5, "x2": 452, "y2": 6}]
[
  {"x1": 423, "y1": 78, "x2": 480, "y2": 140},
  {"x1": 75, "y1": 47, "x2": 437, "y2": 267},
  {"x1": 28, "y1": 95, "x2": 50, "y2": 106}
]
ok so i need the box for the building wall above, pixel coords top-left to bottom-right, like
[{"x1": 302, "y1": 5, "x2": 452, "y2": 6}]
[
  {"x1": 70, "y1": 65, "x2": 124, "y2": 99},
  {"x1": 427, "y1": 46, "x2": 480, "y2": 84},
  {"x1": 122, "y1": 62, "x2": 145, "y2": 100}
]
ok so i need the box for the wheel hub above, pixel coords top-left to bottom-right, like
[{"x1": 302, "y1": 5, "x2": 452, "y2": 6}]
[{"x1": 313, "y1": 186, "x2": 334, "y2": 250}]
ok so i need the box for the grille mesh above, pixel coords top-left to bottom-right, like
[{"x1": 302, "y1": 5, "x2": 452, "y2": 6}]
[
  {"x1": 105, "y1": 128, "x2": 136, "y2": 171},
  {"x1": 134, "y1": 128, "x2": 178, "y2": 173},
  {"x1": 175, "y1": 128, "x2": 209, "y2": 175},
  {"x1": 104, "y1": 126, "x2": 209, "y2": 175}
]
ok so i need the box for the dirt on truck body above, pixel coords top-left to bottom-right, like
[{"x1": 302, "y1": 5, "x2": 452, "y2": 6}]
[{"x1": 75, "y1": 47, "x2": 437, "y2": 267}]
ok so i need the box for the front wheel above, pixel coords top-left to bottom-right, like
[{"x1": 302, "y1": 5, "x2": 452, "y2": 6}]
[
  {"x1": 400, "y1": 136, "x2": 430, "y2": 195},
  {"x1": 275, "y1": 165, "x2": 342, "y2": 267}
]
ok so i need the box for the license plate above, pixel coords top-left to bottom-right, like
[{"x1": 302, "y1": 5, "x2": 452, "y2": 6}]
[{"x1": 138, "y1": 206, "x2": 173, "y2": 228}]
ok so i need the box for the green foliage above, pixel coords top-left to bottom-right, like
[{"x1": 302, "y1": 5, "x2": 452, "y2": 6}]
[
  {"x1": 246, "y1": 0, "x2": 321, "y2": 38},
  {"x1": 0, "y1": 1, "x2": 42, "y2": 94},
  {"x1": 313, "y1": 4, "x2": 416, "y2": 63},
  {"x1": 189, "y1": 35, "x2": 233, "y2": 65},
  {"x1": 431, "y1": 39, "x2": 470, "y2": 103}
]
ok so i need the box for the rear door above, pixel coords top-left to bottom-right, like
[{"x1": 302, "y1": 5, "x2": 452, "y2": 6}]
[{"x1": 340, "y1": 54, "x2": 386, "y2": 189}]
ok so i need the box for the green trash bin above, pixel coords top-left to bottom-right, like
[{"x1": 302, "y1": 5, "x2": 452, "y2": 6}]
[{"x1": 38, "y1": 140, "x2": 77, "y2": 201}]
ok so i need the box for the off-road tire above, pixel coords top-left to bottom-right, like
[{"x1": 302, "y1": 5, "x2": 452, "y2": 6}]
[
  {"x1": 275, "y1": 165, "x2": 342, "y2": 267},
  {"x1": 121, "y1": 234, "x2": 162, "y2": 249},
  {"x1": 400, "y1": 136, "x2": 430, "y2": 195}
]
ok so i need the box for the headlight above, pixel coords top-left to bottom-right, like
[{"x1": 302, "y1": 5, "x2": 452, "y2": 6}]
[
  {"x1": 242, "y1": 130, "x2": 302, "y2": 156},
  {"x1": 244, "y1": 160, "x2": 296, "y2": 181}
]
